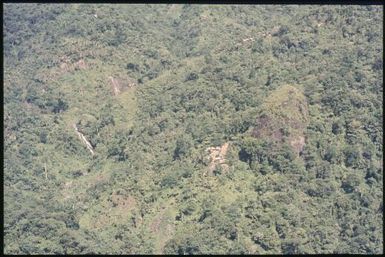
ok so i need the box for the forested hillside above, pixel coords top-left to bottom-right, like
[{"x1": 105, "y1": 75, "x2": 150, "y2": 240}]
[{"x1": 3, "y1": 4, "x2": 383, "y2": 254}]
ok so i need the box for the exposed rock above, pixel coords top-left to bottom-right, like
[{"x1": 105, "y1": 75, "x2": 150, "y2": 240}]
[
  {"x1": 59, "y1": 58, "x2": 88, "y2": 73},
  {"x1": 205, "y1": 142, "x2": 230, "y2": 175},
  {"x1": 59, "y1": 62, "x2": 69, "y2": 72},
  {"x1": 290, "y1": 136, "x2": 306, "y2": 156},
  {"x1": 73, "y1": 123, "x2": 95, "y2": 155},
  {"x1": 252, "y1": 85, "x2": 308, "y2": 156},
  {"x1": 242, "y1": 37, "x2": 255, "y2": 43},
  {"x1": 108, "y1": 76, "x2": 136, "y2": 96},
  {"x1": 108, "y1": 76, "x2": 121, "y2": 96},
  {"x1": 75, "y1": 59, "x2": 87, "y2": 70}
]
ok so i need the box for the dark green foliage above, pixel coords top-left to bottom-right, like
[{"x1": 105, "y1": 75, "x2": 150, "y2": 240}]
[
  {"x1": 4, "y1": 4, "x2": 383, "y2": 255},
  {"x1": 173, "y1": 135, "x2": 193, "y2": 160}
]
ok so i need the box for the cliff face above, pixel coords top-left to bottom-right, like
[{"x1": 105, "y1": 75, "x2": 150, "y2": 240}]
[{"x1": 252, "y1": 85, "x2": 309, "y2": 156}]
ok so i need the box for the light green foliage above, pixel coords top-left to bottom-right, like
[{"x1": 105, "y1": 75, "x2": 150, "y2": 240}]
[
  {"x1": 262, "y1": 85, "x2": 308, "y2": 121},
  {"x1": 4, "y1": 4, "x2": 383, "y2": 255}
]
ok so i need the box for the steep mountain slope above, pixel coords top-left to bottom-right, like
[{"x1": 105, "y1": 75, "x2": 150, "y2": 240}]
[{"x1": 3, "y1": 4, "x2": 383, "y2": 254}]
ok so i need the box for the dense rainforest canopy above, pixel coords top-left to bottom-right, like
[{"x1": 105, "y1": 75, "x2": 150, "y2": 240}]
[{"x1": 3, "y1": 4, "x2": 383, "y2": 254}]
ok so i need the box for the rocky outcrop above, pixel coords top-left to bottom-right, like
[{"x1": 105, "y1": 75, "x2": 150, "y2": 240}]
[
  {"x1": 205, "y1": 142, "x2": 230, "y2": 175},
  {"x1": 252, "y1": 85, "x2": 308, "y2": 156},
  {"x1": 73, "y1": 123, "x2": 95, "y2": 155}
]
